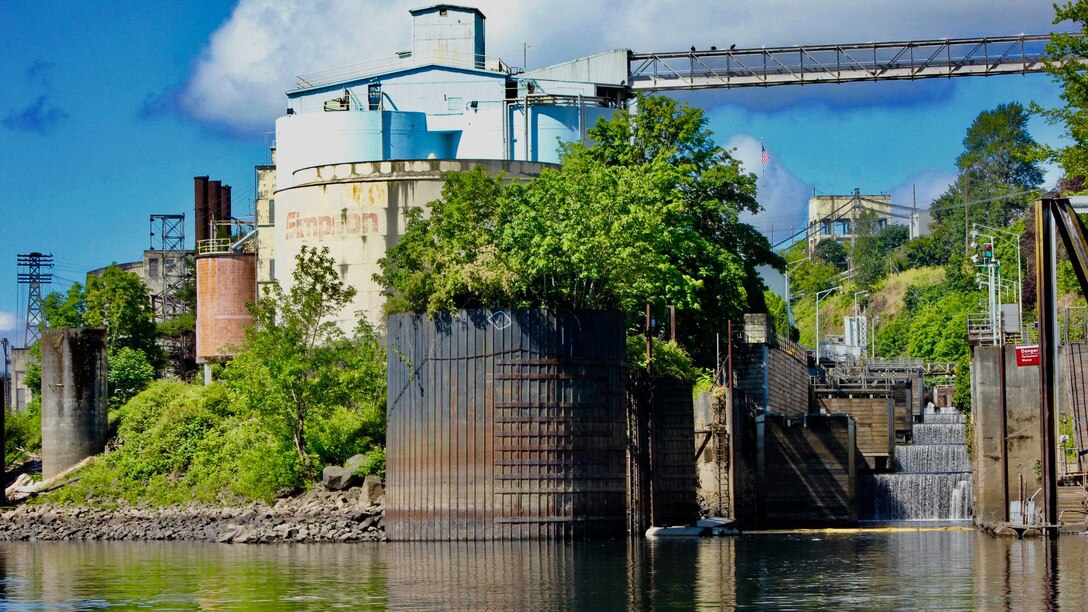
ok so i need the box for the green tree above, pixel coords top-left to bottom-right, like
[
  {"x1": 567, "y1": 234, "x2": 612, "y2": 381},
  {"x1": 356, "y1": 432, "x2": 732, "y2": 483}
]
[
  {"x1": 957, "y1": 102, "x2": 1044, "y2": 194},
  {"x1": 227, "y1": 246, "x2": 382, "y2": 475},
  {"x1": 1039, "y1": 2, "x2": 1088, "y2": 183},
  {"x1": 42, "y1": 283, "x2": 87, "y2": 328},
  {"x1": 813, "y1": 240, "x2": 848, "y2": 271},
  {"x1": 378, "y1": 95, "x2": 780, "y2": 366},
  {"x1": 107, "y1": 346, "x2": 156, "y2": 409},
  {"x1": 32, "y1": 266, "x2": 163, "y2": 407},
  {"x1": 852, "y1": 217, "x2": 910, "y2": 289},
  {"x1": 84, "y1": 265, "x2": 160, "y2": 363}
]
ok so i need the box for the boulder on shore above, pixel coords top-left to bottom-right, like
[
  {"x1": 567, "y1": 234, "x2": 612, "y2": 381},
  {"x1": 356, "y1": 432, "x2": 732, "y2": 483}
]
[
  {"x1": 344, "y1": 454, "x2": 368, "y2": 475},
  {"x1": 321, "y1": 466, "x2": 356, "y2": 491}
]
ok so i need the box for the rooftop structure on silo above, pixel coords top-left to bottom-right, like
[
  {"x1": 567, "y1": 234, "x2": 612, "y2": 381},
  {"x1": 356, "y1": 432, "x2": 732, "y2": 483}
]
[{"x1": 267, "y1": 5, "x2": 631, "y2": 329}]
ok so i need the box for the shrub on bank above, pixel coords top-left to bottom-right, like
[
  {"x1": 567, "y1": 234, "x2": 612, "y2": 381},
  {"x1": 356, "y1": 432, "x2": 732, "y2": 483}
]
[{"x1": 49, "y1": 378, "x2": 385, "y2": 506}]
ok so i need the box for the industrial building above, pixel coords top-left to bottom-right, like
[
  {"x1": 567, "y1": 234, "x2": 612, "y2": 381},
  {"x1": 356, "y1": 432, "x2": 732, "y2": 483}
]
[
  {"x1": 807, "y1": 193, "x2": 892, "y2": 252},
  {"x1": 260, "y1": 4, "x2": 629, "y2": 329}
]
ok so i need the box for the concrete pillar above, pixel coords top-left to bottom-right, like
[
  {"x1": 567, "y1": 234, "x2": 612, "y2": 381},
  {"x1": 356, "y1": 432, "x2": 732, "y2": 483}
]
[{"x1": 40, "y1": 328, "x2": 108, "y2": 480}]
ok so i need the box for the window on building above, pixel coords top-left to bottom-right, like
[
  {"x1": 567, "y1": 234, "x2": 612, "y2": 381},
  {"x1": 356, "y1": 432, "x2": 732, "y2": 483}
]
[
  {"x1": 148, "y1": 257, "x2": 159, "y2": 279},
  {"x1": 368, "y1": 84, "x2": 381, "y2": 111},
  {"x1": 269, "y1": 259, "x2": 275, "y2": 280},
  {"x1": 836, "y1": 220, "x2": 851, "y2": 235},
  {"x1": 821, "y1": 222, "x2": 831, "y2": 236},
  {"x1": 267, "y1": 200, "x2": 275, "y2": 224}
]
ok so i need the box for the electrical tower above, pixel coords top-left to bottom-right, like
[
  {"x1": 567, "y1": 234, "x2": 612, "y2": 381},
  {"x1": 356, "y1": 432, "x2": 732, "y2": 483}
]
[
  {"x1": 149, "y1": 214, "x2": 188, "y2": 322},
  {"x1": 16, "y1": 252, "x2": 53, "y2": 347}
]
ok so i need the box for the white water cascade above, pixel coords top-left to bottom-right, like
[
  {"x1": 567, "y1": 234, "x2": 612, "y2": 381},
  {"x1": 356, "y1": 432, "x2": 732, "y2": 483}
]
[{"x1": 859, "y1": 410, "x2": 973, "y2": 521}]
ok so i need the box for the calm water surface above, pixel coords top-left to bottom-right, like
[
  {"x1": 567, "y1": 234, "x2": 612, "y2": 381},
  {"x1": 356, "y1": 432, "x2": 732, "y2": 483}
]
[{"x1": 0, "y1": 529, "x2": 1084, "y2": 610}]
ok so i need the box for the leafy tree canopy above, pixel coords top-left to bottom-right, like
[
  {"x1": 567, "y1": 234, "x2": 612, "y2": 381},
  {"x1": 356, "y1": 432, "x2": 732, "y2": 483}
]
[
  {"x1": 956, "y1": 102, "x2": 1044, "y2": 191},
  {"x1": 1039, "y1": 1, "x2": 1088, "y2": 184},
  {"x1": 378, "y1": 95, "x2": 781, "y2": 366},
  {"x1": 813, "y1": 240, "x2": 848, "y2": 272},
  {"x1": 37, "y1": 265, "x2": 163, "y2": 404},
  {"x1": 227, "y1": 246, "x2": 385, "y2": 475}
]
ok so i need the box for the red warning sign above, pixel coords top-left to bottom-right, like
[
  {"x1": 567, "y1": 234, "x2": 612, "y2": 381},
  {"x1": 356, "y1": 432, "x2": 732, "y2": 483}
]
[{"x1": 1016, "y1": 345, "x2": 1040, "y2": 367}]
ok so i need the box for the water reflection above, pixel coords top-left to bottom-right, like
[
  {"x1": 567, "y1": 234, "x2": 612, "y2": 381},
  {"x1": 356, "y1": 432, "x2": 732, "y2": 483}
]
[{"x1": 0, "y1": 531, "x2": 1085, "y2": 609}]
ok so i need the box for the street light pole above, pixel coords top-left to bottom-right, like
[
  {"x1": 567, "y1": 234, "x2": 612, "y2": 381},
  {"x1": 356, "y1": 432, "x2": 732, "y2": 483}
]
[
  {"x1": 973, "y1": 224, "x2": 1023, "y2": 337},
  {"x1": 815, "y1": 286, "x2": 842, "y2": 364}
]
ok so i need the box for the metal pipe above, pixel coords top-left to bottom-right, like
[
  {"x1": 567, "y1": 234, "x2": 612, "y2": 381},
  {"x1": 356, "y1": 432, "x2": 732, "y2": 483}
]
[{"x1": 523, "y1": 86, "x2": 530, "y2": 161}]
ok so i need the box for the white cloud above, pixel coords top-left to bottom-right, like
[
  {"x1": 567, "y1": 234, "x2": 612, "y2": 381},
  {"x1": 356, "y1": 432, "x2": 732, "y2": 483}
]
[
  {"x1": 888, "y1": 170, "x2": 958, "y2": 211},
  {"x1": 180, "y1": 0, "x2": 1057, "y2": 134},
  {"x1": 0, "y1": 311, "x2": 16, "y2": 332},
  {"x1": 727, "y1": 134, "x2": 812, "y2": 245}
]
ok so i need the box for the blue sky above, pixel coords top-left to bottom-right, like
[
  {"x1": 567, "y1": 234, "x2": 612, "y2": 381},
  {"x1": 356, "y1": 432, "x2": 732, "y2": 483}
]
[{"x1": 0, "y1": 0, "x2": 1073, "y2": 346}]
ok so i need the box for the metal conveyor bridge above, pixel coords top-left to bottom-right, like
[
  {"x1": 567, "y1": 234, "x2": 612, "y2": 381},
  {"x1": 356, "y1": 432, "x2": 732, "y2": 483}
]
[{"x1": 628, "y1": 34, "x2": 1071, "y2": 91}]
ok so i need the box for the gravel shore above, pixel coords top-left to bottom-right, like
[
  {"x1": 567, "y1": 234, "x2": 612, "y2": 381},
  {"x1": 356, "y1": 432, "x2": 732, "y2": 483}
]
[{"x1": 0, "y1": 487, "x2": 385, "y2": 543}]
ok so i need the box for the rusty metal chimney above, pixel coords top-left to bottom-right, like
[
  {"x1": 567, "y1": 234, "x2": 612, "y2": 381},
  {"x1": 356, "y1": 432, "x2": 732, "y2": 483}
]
[
  {"x1": 220, "y1": 184, "x2": 232, "y2": 223},
  {"x1": 194, "y1": 176, "x2": 209, "y2": 244},
  {"x1": 207, "y1": 180, "x2": 222, "y2": 237}
]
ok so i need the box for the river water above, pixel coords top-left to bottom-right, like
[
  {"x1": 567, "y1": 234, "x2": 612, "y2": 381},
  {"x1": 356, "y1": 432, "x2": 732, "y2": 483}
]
[{"x1": 0, "y1": 529, "x2": 1084, "y2": 609}]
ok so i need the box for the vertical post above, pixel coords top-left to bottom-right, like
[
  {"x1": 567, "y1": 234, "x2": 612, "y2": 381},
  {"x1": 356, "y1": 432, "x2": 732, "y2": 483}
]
[
  {"x1": 669, "y1": 305, "x2": 677, "y2": 343},
  {"x1": 963, "y1": 174, "x2": 971, "y2": 257},
  {"x1": 0, "y1": 363, "x2": 5, "y2": 506},
  {"x1": 726, "y1": 319, "x2": 735, "y2": 519},
  {"x1": 523, "y1": 86, "x2": 530, "y2": 162},
  {"x1": 999, "y1": 344, "x2": 1009, "y2": 522},
  {"x1": 1035, "y1": 199, "x2": 1059, "y2": 536}
]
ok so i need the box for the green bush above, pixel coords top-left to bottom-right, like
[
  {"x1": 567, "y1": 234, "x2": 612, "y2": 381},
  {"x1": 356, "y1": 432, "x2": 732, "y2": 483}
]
[
  {"x1": 351, "y1": 447, "x2": 386, "y2": 479},
  {"x1": 5, "y1": 399, "x2": 41, "y2": 466},
  {"x1": 49, "y1": 371, "x2": 389, "y2": 506},
  {"x1": 626, "y1": 336, "x2": 704, "y2": 384},
  {"x1": 307, "y1": 405, "x2": 385, "y2": 468}
]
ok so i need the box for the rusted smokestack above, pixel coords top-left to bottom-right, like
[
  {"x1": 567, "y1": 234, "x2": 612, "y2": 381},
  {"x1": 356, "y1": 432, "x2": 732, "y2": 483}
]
[
  {"x1": 207, "y1": 180, "x2": 222, "y2": 237},
  {"x1": 220, "y1": 184, "x2": 232, "y2": 223},
  {"x1": 194, "y1": 176, "x2": 209, "y2": 244}
]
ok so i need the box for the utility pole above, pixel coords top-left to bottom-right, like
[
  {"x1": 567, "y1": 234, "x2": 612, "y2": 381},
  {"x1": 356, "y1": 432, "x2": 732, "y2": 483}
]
[
  {"x1": 16, "y1": 252, "x2": 53, "y2": 347},
  {"x1": 851, "y1": 188, "x2": 860, "y2": 255},
  {"x1": 963, "y1": 174, "x2": 971, "y2": 257}
]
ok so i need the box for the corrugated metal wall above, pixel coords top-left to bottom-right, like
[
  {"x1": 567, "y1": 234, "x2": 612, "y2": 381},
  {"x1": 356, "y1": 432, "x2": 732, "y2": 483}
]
[{"x1": 386, "y1": 310, "x2": 628, "y2": 540}]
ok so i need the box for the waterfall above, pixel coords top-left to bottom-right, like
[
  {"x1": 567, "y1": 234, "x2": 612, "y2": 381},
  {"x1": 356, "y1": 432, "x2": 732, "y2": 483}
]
[
  {"x1": 894, "y1": 445, "x2": 969, "y2": 473},
  {"x1": 912, "y1": 423, "x2": 968, "y2": 444},
  {"x1": 859, "y1": 411, "x2": 973, "y2": 522}
]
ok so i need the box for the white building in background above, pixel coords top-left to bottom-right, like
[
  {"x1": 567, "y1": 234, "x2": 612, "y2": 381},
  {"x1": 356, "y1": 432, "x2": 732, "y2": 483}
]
[
  {"x1": 910, "y1": 209, "x2": 932, "y2": 239},
  {"x1": 262, "y1": 4, "x2": 631, "y2": 330},
  {"x1": 807, "y1": 194, "x2": 892, "y2": 252}
]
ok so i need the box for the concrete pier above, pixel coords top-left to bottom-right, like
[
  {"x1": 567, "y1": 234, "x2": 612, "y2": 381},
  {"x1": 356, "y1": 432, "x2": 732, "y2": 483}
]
[{"x1": 40, "y1": 328, "x2": 108, "y2": 480}]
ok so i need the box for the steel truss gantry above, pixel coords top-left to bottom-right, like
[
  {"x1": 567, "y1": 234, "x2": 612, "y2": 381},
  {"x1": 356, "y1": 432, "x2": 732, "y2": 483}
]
[
  {"x1": 629, "y1": 34, "x2": 1071, "y2": 91},
  {"x1": 16, "y1": 252, "x2": 53, "y2": 347},
  {"x1": 149, "y1": 214, "x2": 188, "y2": 322}
]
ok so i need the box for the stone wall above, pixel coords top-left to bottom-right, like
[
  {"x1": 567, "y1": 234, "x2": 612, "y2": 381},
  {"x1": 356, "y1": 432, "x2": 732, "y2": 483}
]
[{"x1": 734, "y1": 315, "x2": 810, "y2": 415}]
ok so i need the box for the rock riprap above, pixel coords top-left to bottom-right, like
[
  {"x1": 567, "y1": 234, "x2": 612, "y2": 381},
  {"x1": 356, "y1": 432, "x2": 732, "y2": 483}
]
[{"x1": 0, "y1": 487, "x2": 385, "y2": 543}]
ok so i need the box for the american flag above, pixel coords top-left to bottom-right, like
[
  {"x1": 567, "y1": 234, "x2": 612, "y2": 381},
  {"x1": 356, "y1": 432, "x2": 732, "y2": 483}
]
[{"x1": 761, "y1": 143, "x2": 770, "y2": 166}]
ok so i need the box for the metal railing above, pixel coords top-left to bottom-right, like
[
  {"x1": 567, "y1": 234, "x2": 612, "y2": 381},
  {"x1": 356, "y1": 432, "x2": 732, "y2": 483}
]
[{"x1": 630, "y1": 34, "x2": 1069, "y2": 91}]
